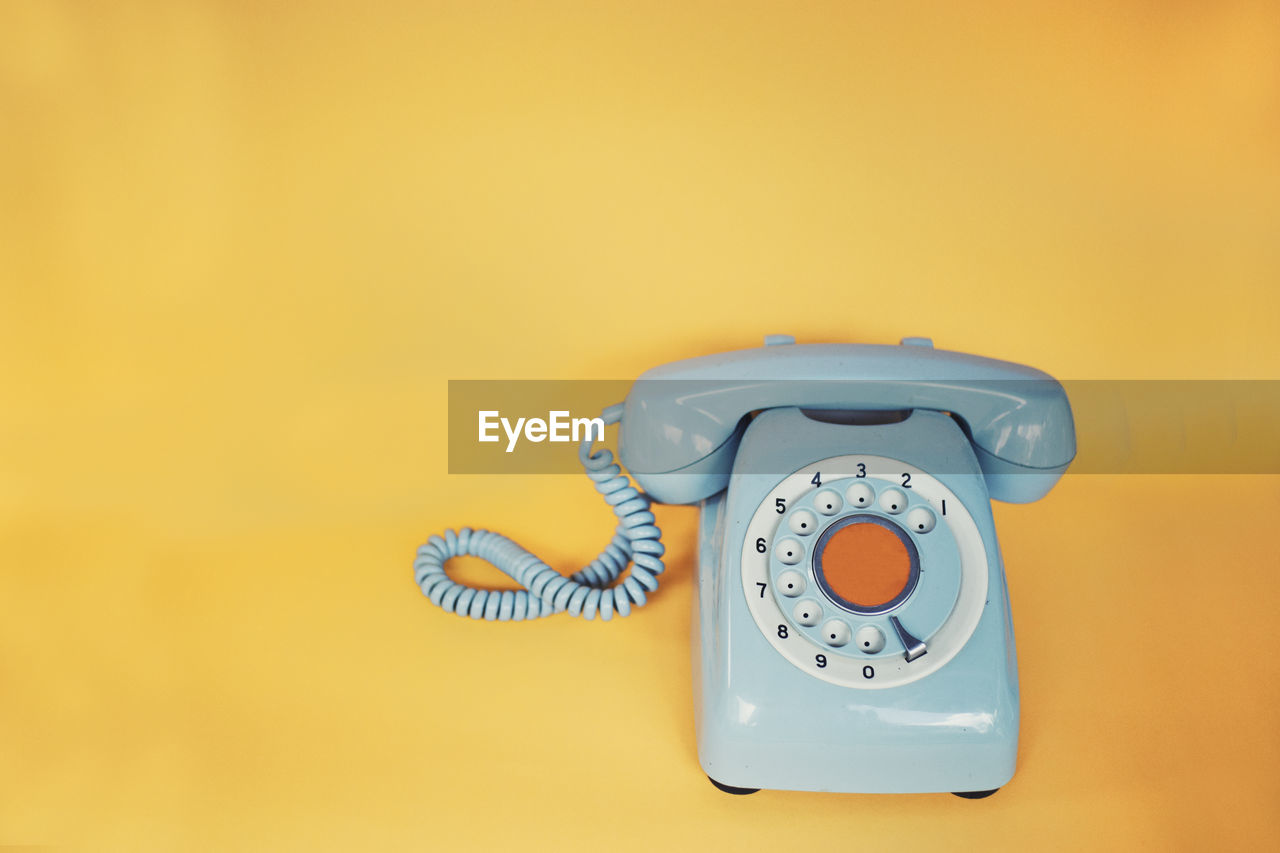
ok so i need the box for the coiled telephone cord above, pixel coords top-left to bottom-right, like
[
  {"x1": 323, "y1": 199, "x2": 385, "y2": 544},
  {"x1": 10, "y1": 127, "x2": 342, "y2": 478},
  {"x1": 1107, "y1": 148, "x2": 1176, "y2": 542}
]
[{"x1": 413, "y1": 404, "x2": 666, "y2": 621}]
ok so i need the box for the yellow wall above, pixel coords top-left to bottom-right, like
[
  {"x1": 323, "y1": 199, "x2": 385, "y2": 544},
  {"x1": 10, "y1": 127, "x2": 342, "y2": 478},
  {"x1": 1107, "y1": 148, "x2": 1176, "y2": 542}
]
[{"x1": 2, "y1": 2, "x2": 1277, "y2": 849}]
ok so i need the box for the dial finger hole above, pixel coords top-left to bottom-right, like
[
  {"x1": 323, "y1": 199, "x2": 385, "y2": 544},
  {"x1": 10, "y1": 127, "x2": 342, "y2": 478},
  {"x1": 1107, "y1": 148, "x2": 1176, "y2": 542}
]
[
  {"x1": 776, "y1": 570, "x2": 806, "y2": 597},
  {"x1": 775, "y1": 538, "x2": 804, "y2": 565},
  {"x1": 821, "y1": 619, "x2": 851, "y2": 647},
  {"x1": 906, "y1": 507, "x2": 936, "y2": 533},
  {"x1": 788, "y1": 510, "x2": 818, "y2": 536},
  {"x1": 855, "y1": 625, "x2": 886, "y2": 653},
  {"x1": 878, "y1": 488, "x2": 907, "y2": 514},
  {"x1": 814, "y1": 490, "x2": 843, "y2": 516},
  {"x1": 793, "y1": 600, "x2": 822, "y2": 626},
  {"x1": 845, "y1": 482, "x2": 874, "y2": 508}
]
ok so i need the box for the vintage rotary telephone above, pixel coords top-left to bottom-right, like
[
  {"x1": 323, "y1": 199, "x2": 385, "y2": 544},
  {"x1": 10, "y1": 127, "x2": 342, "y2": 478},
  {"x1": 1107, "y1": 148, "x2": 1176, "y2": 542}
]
[{"x1": 414, "y1": 336, "x2": 1075, "y2": 797}]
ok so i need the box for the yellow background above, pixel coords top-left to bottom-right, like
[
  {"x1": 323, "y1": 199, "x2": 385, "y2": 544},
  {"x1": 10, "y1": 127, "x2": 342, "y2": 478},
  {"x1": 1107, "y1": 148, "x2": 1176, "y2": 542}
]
[{"x1": 2, "y1": 1, "x2": 1278, "y2": 850}]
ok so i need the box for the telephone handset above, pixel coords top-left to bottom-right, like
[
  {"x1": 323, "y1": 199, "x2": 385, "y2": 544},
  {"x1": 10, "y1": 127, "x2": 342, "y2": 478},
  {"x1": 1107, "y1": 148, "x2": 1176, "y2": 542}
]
[{"x1": 415, "y1": 336, "x2": 1075, "y2": 796}]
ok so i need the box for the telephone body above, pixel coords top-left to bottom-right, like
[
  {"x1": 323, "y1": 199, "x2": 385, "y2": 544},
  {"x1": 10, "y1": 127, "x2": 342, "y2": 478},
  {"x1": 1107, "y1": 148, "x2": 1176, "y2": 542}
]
[{"x1": 417, "y1": 336, "x2": 1075, "y2": 796}]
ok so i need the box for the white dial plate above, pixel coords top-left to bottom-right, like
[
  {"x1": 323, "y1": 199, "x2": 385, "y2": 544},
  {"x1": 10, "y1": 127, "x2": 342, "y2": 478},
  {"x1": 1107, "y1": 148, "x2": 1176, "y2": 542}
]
[{"x1": 740, "y1": 455, "x2": 989, "y2": 689}]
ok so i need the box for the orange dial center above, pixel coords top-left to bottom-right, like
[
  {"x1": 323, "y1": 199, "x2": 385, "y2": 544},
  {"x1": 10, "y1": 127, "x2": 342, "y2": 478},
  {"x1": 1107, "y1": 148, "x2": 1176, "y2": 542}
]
[{"x1": 815, "y1": 520, "x2": 914, "y2": 609}]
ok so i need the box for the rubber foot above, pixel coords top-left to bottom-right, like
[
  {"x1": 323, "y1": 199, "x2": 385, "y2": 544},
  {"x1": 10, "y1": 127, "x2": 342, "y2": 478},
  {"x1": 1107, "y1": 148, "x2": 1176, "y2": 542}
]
[
  {"x1": 952, "y1": 789, "x2": 999, "y2": 799},
  {"x1": 708, "y1": 776, "x2": 759, "y2": 795}
]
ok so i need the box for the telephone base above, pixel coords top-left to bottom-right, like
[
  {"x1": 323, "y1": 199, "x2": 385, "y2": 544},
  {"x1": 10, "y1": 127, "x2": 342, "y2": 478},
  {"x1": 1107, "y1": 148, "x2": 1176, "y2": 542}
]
[{"x1": 692, "y1": 409, "x2": 1021, "y2": 795}]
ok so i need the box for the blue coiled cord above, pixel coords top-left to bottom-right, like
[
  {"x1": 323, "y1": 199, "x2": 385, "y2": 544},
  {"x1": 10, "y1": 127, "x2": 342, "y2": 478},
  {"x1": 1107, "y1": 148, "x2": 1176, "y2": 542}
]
[{"x1": 412, "y1": 404, "x2": 665, "y2": 621}]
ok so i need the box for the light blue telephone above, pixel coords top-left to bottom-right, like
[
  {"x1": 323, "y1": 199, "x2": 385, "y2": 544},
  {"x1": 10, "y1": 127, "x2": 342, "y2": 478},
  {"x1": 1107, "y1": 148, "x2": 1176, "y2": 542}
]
[{"x1": 415, "y1": 336, "x2": 1075, "y2": 797}]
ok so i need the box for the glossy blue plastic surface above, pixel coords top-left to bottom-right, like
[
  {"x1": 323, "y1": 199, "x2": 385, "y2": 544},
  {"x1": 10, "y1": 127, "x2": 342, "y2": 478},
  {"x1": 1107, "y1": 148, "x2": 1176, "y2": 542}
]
[
  {"x1": 619, "y1": 342, "x2": 1075, "y2": 505},
  {"x1": 420, "y1": 337, "x2": 1072, "y2": 795},
  {"x1": 693, "y1": 408, "x2": 1019, "y2": 794}
]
